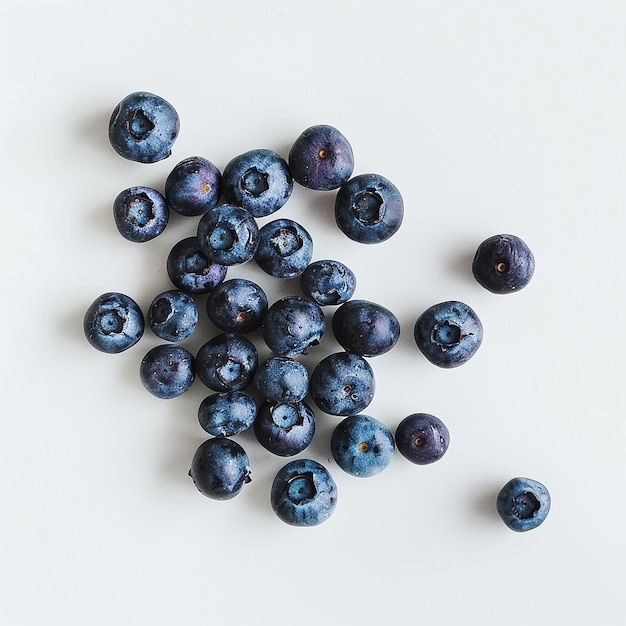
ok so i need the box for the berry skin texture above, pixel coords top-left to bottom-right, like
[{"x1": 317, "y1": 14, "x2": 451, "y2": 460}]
[
  {"x1": 270, "y1": 459, "x2": 338, "y2": 526},
  {"x1": 496, "y1": 477, "x2": 551, "y2": 532},
  {"x1": 84, "y1": 292, "x2": 144, "y2": 354},
  {"x1": 395, "y1": 413, "x2": 450, "y2": 465},
  {"x1": 165, "y1": 156, "x2": 222, "y2": 217},
  {"x1": 222, "y1": 149, "x2": 293, "y2": 218},
  {"x1": 309, "y1": 352, "x2": 375, "y2": 416},
  {"x1": 206, "y1": 278, "x2": 268, "y2": 334},
  {"x1": 148, "y1": 290, "x2": 198, "y2": 342},
  {"x1": 189, "y1": 437, "x2": 251, "y2": 501},
  {"x1": 198, "y1": 391, "x2": 257, "y2": 437},
  {"x1": 254, "y1": 356, "x2": 309, "y2": 403},
  {"x1": 113, "y1": 186, "x2": 168, "y2": 243},
  {"x1": 254, "y1": 218, "x2": 313, "y2": 279},
  {"x1": 253, "y1": 400, "x2": 316, "y2": 457},
  {"x1": 139, "y1": 344, "x2": 195, "y2": 399},
  {"x1": 414, "y1": 300, "x2": 483, "y2": 368},
  {"x1": 166, "y1": 237, "x2": 227, "y2": 295},
  {"x1": 472, "y1": 234, "x2": 535, "y2": 294},
  {"x1": 335, "y1": 173, "x2": 404, "y2": 244},
  {"x1": 288, "y1": 125, "x2": 354, "y2": 191},
  {"x1": 330, "y1": 415, "x2": 395, "y2": 478},
  {"x1": 108, "y1": 91, "x2": 179, "y2": 163},
  {"x1": 300, "y1": 259, "x2": 356, "y2": 306}
]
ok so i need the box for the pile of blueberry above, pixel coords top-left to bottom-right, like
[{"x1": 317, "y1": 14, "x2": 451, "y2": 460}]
[{"x1": 85, "y1": 91, "x2": 550, "y2": 531}]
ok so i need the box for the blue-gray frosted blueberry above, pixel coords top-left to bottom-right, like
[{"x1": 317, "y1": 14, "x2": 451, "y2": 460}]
[
  {"x1": 206, "y1": 278, "x2": 268, "y2": 333},
  {"x1": 254, "y1": 218, "x2": 313, "y2": 278},
  {"x1": 496, "y1": 477, "x2": 551, "y2": 532},
  {"x1": 300, "y1": 259, "x2": 356, "y2": 306},
  {"x1": 166, "y1": 237, "x2": 227, "y2": 295},
  {"x1": 254, "y1": 400, "x2": 316, "y2": 457},
  {"x1": 139, "y1": 344, "x2": 195, "y2": 399},
  {"x1": 197, "y1": 391, "x2": 257, "y2": 437},
  {"x1": 165, "y1": 156, "x2": 222, "y2": 217},
  {"x1": 113, "y1": 186, "x2": 168, "y2": 243},
  {"x1": 395, "y1": 413, "x2": 450, "y2": 465},
  {"x1": 254, "y1": 356, "x2": 309, "y2": 403},
  {"x1": 148, "y1": 290, "x2": 198, "y2": 342}
]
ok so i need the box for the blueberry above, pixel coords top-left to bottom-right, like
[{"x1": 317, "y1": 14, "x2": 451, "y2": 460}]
[
  {"x1": 335, "y1": 173, "x2": 403, "y2": 244},
  {"x1": 166, "y1": 236, "x2": 227, "y2": 295},
  {"x1": 254, "y1": 400, "x2": 316, "y2": 457},
  {"x1": 139, "y1": 344, "x2": 195, "y2": 399},
  {"x1": 112, "y1": 186, "x2": 168, "y2": 243},
  {"x1": 196, "y1": 332, "x2": 258, "y2": 392},
  {"x1": 395, "y1": 413, "x2": 450, "y2": 465},
  {"x1": 189, "y1": 437, "x2": 251, "y2": 501},
  {"x1": 84, "y1": 292, "x2": 144, "y2": 354},
  {"x1": 261, "y1": 296, "x2": 325, "y2": 357},
  {"x1": 414, "y1": 300, "x2": 483, "y2": 368},
  {"x1": 254, "y1": 356, "x2": 309, "y2": 403},
  {"x1": 332, "y1": 299, "x2": 400, "y2": 357},
  {"x1": 496, "y1": 477, "x2": 551, "y2": 532},
  {"x1": 330, "y1": 414, "x2": 395, "y2": 478},
  {"x1": 197, "y1": 204, "x2": 259, "y2": 266},
  {"x1": 270, "y1": 459, "x2": 337, "y2": 526},
  {"x1": 300, "y1": 259, "x2": 356, "y2": 306},
  {"x1": 254, "y1": 218, "x2": 313, "y2": 278},
  {"x1": 108, "y1": 91, "x2": 179, "y2": 163},
  {"x1": 198, "y1": 391, "x2": 257, "y2": 437},
  {"x1": 289, "y1": 125, "x2": 354, "y2": 191},
  {"x1": 205, "y1": 278, "x2": 268, "y2": 333},
  {"x1": 164, "y1": 156, "x2": 222, "y2": 217},
  {"x1": 472, "y1": 234, "x2": 535, "y2": 294},
  {"x1": 309, "y1": 352, "x2": 375, "y2": 416},
  {"x1": 147, "y1": 289, "x2": 198, "y2": 342},
  {"x1": 222, "y1": 148, "x2": 293, "y2": 217}
]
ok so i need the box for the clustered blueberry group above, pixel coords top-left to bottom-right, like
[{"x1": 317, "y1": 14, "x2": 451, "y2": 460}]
[{"x1": 85, "y1": 91, "x2": 550, "y2": 530}]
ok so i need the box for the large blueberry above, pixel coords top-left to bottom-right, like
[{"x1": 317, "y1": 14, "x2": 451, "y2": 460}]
[
  {"x1": 335, "y1": 173, "x2": 403, "y2": 244},
  {"x1": 332, "y1": 299, "x2": 400, "y2": 357},
  {"x1": 414, "y1": 300, "x2": 483, "y2": 368},
  {"x1": 189, "y1": 437, "x2": 251, "y2": 501},
  {"x1": 270, "y1": 459, "x2": 337, "y2": 526},
  {"x1": 309, "y1": 352, "x2": 375, "y2": 416},
  {"x1": 254, "y1": 356, "x2": 309, "y2": 403},
  {"x1": 108, "y1": 91, "x2": 179, "y2": 163},
  {"x1": 472, "y1": 234, "x2": 535, "y2": 294},
  {"x1": 113, "y1": 186, "x2": 168, "y2": 243},
  {"x1": 330, "y1": 414, "x2": 395, "y2": 478},
  {"x1": 148, "y1": 289, "x2": 198, "y2": 342},
  {"x1": 300, "y1": 259, "x2": 356, "y2": 306},
  {"x1": 496, "y1": 477, "x2": 551, "y2": 532},
  {"x1": 166, "y1": 237, "x2": 227, "y2": 295},
  {"x1": 198, "y1": 391, "x2": 257, "y2": 437},
  {"x1": 139, "y1": 344, "x2": 195, "y2": 399},
  {"x1": 205, "y1": 278, "x2": 268, "y2": 333},
  {"x1": 165, "y1": 156, "x2": 222, "y2": 217},
  {"x1": 395, "y1": 413, "x2": 450, "y2": 465},
  {"x1": 288, "y1": 125, "x2": 354, "y2": 191},
  {"x1": 261, "y1": 296, "x2": 325, "y2": 357},
  {"x1": 254, "y1": 400, "x2": 316, "y2": 457},
  {"x1": 84, "y1": 292, "x2": 144, "y2": 354},
  {"x1": 222, "y1": 148, "x2": 293, "y2": 217},
  {"x1": 254, "y1": 218, "x2": 313, "y2": 278}
]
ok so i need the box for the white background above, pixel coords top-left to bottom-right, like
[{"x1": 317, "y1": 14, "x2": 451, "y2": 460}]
[{"x1": 2, "y1": 1, "x2": 624, "y2": 624}]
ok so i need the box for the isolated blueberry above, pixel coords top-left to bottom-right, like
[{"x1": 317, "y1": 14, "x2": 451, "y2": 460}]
[
  {"x1": 330, "y1": 415, "x2": 395, "y2": 478},
  {"x1": 335, "y1": 173, "x2": 403, "y2": 244},
  {"x1": 300, "y1": 259, "x2": 356, "y2": 306},
  {"x1": 289, "y1": 125, "x2": 354, "y2": 191},
  {"x1": 496, "y1": 477, "x2": 551, "y2": 532},
  {"x1": 472, "y1": 234, "x2": 535, "y2": 294},
  {"x1": 196, "y1": 332, "x2": 258, "y2": 392},
  {"x1": 261, "y1": 296, "x2": 325, "y2": 357},
  {"x1": 222, "y1": 148, "x2": 293, "y2": 217},
  {"x1": 197, "y1": 204, "x2": 259, "y2": 266},
  {"x1": 108, "y1": 91, "x2": 179, "y2": 163},
  {"x1": 113, "y1": 186, "x2": 168, "y2": 243},
  {"x1": 198, "y1": 391, "x2": 257, "y2": 437},
  {"x1": 254, "y1": 218, "x2": 313, "y2": 278},
  {"x1": 414, "y1": 300, "x2": 483, "y2": 368},
  {"x1": 84, "y1": 292, "x2": 144, "y2": 354},
  {"x1": 139, "y1": 344, "x2": 195, "y2": 399},
  {"x1": 254, "y1": 400, "x2": 316, "y2": 457},
  {"x1": 270, "y1": 459, "x2": 337, "y2": 526},
  {"x1": 166, "y1": 237, "x2": 227, "y2": 295},
  {"x1": 332, "y1": 299, "x2": 400, "y2": 357},
  {"x1": 254, "y1": 356, "x2": 309, "y2": 403},
  {"x1": 165, "y1": 156, "x2": 222, "y2": 217},
  {"x1": 205, "y1": 278, "x2": 268, "y2": 333},
  {"x1": 189, "y1": 437, "x2": 251, "y2": 501},
  {"x1": 148, "y1": 289, "x2": 198, "y2": 342},
  {"x1": 395, "y1": 413, "x2": 450, "y2": 465},
  {"x1": 309, "y1": 352, "x2": 375, "y2": 416}
]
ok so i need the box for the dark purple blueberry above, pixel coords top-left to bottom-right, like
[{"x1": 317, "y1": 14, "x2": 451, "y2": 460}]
[
  {"x1": 197, "y1": 391, "x2": 257, "y2": 437},
  {"x1": 496, "y1": 477, "x2": 551, "y2": 532},
  {"x1": 166, "y1": 237, "x2": 227, "y2": 295},
  {"x1": 222, "y1": 148, "x2": 293, "y2": 217},
  {"x1": 254, "y1": 356, "x2": 309, "y2": 403},
  {"x1": 139, "y1": 344, "x2": 195, "y2": 399},
  {"x1": 254, "y1": 400, "x2": 316, "y2": 457},
  {"x1": 395, "y1": 413, "x2": 450, "y2": 465},
  {"x1": 335, "y1": 173, "x2": 403, "y2": 244},
  {"x1": 332, "y1": 299, "x2": 400, "y2": 357},
  {"x1": 113, "y1": 186, "x2": 168, "y2": 243},
  {"x1": 164, "y1": 156, "x2": 222, "y2": 217},
  {"x1": 472, "y1": 234, "x2": 535, "y2": 294},
  {"x1": 300, "y1": 259, "x2": 356, "y2": 306},
  {"x1": 108, "y1": 91, "x2": 179, "y2": 163},
  {"x1": 205, "y1": 278, "x2": 268, "y2": 333},
  {"x1": 84, "y1": 292, "x2": 144, "y2": 354},
  {"x1": 289, "y1": 125, "x2": 354, "y2": 191},
  {"x1": 147, "y1": 290, "x2": 198, "y2": 342},
  {"x1": 254, "y1": 218, "x2": 313, "y2": 278}
]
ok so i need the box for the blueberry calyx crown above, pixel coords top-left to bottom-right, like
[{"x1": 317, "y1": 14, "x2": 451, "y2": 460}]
[{"x1": 353, "y1": 188, "x2": 384, "y2": 224}]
